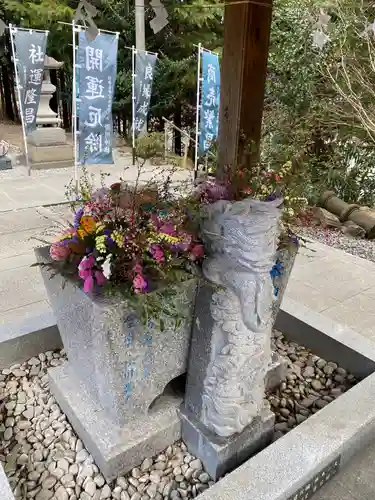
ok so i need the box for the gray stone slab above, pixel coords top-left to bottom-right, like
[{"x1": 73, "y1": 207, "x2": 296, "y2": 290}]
[
  {"x1": 0, "y1": 206, "x2": 54, "y2": 235},
  {"x1": 0, "y1": 463, "x2": 15, "y2": 500},
  {"x1": 0, "y1": 155, "x2": 12, "y2": 170},
  {"x1": 277, "y1": 297, "x2": 375, "y2": 379},
  {"x1": 0, "y1": 228, "x2": 51, "y2": 259},
  {"x1": 311, "y1": 439, "x2": 375, "y2": 500},
  {"x1": 49, "y1": 362, "x2": 183, "y2": 481},
  {"x1": 0, "y1": 265, "x2": 47, "y2": 313},
  {"x1": 0, "y1": 306, "x2": 61, "y2": 369},
  {"x1": 36, "y1": 246, "x2": 197, "y2": 427},
  {"x1": 0, "y1": 253, "x2": 35, "y2": 272},
  {"x1": 180, "y1": 404, "x2": 274, "y2": 481},
  {"x1": 196, "y1": 371, "x2": 375, "y2": 500},
  {"x1": 28, "y1": 127, "x2": 67, "y2": 146},
  {"x1": 184, "y1": 283, "x2": 214, "y2": 419}
]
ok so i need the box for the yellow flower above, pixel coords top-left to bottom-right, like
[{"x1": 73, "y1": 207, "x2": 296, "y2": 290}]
[
  {"x1": 159, "y1": 233, "x2": 180, "y2": 244},
  {"x1": 111, "y1": 230, "x2": 124, "y2": 248},
  {"x1": 285, "y1": 208, "x2": 295, "y2": 217},
  {"x1": 95, "y1": 235, "x2": 106, "y2": 254}
]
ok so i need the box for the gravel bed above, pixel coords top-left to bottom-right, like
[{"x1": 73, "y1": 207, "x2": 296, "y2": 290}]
[
  {"x1": 0, "y1": 351, "x2": 213, "y2": 500},
  {"x1": 270, "y1": 330, "x2": 358, "y2": 439},
  {"x1": 0, "y1": 340, "x2": 358, "y2": 500},
  {"x1": 293, "y1": 223, "x2": 375, "y2": 263}
]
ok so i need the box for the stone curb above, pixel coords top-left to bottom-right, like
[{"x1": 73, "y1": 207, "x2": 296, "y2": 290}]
[
  {"x1": 197, "y1": 299, "x2": 375, "y2": 500},
  {"x1": 0, "y1": 463, "x2": 15, "y2": 500},
  {"x1": 276, "y1": 297, "x2": 375, "y2": 378},
  {"x1": 0, "y1": 309, "x2": 62, "y2": 370},
  {"x1": 197, "y1": 370, "x2": 375, "y2": 500}
]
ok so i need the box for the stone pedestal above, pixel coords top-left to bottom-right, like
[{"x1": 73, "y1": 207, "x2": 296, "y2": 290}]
[
  {"x1": 0, "y1": 155, "x2": 12, "y2": 170},
  {"x1": 35, "y1": 246, "x2": 197, "y2": 479},
  {"x1": 180, "y1": 403, "x2": 274, "y2": 481},
  {"x1": 27, "y1": 56, "x2": 73, "y2": 170},
  {"x1": 49, "y1": 363, "x2": 183, "y2": 481},
  {"x1": 181, "y1": 198, "x2": 283, "y2": 480}
]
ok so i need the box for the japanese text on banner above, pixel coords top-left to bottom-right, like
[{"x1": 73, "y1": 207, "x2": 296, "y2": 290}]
[
  {"x1": 134, "y1": 51, "x2": 158, "y2": 137},
  {"x1": 199, "y1": 50, "x2": 220, "y2": 154},
  {"x1": 13, "y1": 30, "x2": 48, "y2": 135},
  {"x1": 77, "y1": 31, "x2": 118, "y2": 165}
]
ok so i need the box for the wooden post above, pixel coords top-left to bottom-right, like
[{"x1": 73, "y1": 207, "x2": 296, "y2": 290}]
[{"x1": 218, "y1": 0, "x2": 273, "y2": 171}]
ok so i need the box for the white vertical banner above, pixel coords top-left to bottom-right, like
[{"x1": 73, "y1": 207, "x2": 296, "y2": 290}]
[{"x1": 194, "y1": 43, "x2": 202, "y2": 180}]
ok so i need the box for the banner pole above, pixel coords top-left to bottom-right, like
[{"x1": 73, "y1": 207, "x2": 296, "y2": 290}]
[
  {"x1": 131, "y1": 45, "x2": 136, "y2": 166},
  {"x1": 194, "y1": 42, "x2": 202, "y2": 181},
  {"x1": 72, "y1": 20, "x2": 79, "y2": 198},
  {"x1": 9, "y1": 24, "x2": 31, "y2": 176}
]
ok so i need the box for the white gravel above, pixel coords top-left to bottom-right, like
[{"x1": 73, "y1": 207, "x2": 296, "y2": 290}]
[
  {"x1": 270, "y1": 330, "x2": 357, "y2": 439},
  {"x1": 293, "y1": 224, "x2": 375, "y2": 263},
  {"x1": 0, "y1": 351, "x2": 213, "y2": 500},
  {"x1": 0, "y1": 341, "x2": 357, "y2": 498}
]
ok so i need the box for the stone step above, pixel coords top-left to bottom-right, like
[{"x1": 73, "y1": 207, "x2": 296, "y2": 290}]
[{"x1": 0, "y1": 299, "x2": 61, "y2": 370}]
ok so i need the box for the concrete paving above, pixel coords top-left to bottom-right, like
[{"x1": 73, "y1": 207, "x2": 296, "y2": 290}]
[
  {"x1": 287, "y1": 240, "x2": 375, "y2": 344},
  {"x1": 311, "y1": 439, "x2": 375, "y2": 500},
  {"x1": 0, "y1": 150, "x2": 192, "y2": 212}
]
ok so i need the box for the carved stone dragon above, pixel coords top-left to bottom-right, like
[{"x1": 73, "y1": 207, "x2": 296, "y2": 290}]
[{"x1": 200, "y1": 197, "x2": 282, "y2": 437}]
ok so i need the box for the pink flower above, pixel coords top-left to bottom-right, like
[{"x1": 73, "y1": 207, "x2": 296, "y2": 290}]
[
  {"x1": 133, "y1": 274, "x2": 148, "y2": 294},
  {"x1": 190, "y1": 244, "x2": 205, "y2": 260},
  {"x1": 78, "y1": 255, "x2": 95, "y2": 273},
  {"x1": 133, "y1": 262, "x2": 143, "y2": 274},
  {"x1": 78, "y1": 255, "x2": 95, "y2": 280},
  {"x1": 159, "y1": 222, "x2": 176, "y2": 236},
  {"x1": 83, "y1": 274, "x2": 94, "y2": 293},
  {"x1": 50, "y1": 242, "x2": 71, "y2": 261},
  {"x1": 149, "y1": 244, "x2": 165, "y2": 263},
  {"x1": 95, "y1": 270, "x2": 106, "y2": 286}
]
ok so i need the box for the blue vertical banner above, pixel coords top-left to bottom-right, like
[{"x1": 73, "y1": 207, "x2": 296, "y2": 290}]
[
  {"x1": 134, "y1": 51, "x2": 158, "y2": 136},
  {"x1": 12, "y1": 29, "x2": 48, "y2": 134},
  {"x1": 199, "y1": 50, "x2": 220, "y2": 154},
  {"x1": 77, "y1": 31, "x2": 118, "y2": 164}
]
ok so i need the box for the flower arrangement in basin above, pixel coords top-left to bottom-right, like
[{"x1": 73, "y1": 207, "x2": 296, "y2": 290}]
[{"x1": 37, "y1": 171, "x2": 204, "y2": 327}]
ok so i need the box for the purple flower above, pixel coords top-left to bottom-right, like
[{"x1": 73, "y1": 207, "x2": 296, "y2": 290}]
[
  {"x1": 198, "y1": 178, "x2": 229, "y2": 202},
  {"x1": 74, "y1": 208, "x2": 84, "y2": 228},
  {"x1": 265, "y1": 192, "x2": 279, "y2": 202}
]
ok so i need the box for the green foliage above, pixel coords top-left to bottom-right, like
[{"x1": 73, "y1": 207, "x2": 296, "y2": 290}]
[
  {"x1": 263, "y1": 0, "x2": 375, "y2": 207},
  {"x1": 0, "y1": 0, "x2": 74, "y2": 62},
  {"x1": 135, "y1": 132, "x2": 165, "y2": 161}
]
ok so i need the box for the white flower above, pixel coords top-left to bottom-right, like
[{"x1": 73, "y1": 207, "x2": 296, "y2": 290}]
[
  {"x1": 312, "y1": 30, "x2": 330, "y2": 50},
  {"x1": 102, "y1": 254, "x2": 112, "y2": 279}
]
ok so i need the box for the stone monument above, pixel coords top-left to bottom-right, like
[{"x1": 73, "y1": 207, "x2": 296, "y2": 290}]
[
  {"x1": 0, "y1": 140, "x2": 12, "y2": 170},
  {"x1": 180, "y1": 197, "x2": 284, "y2": 480},
  {"x1": 27, "y1": 55, "x2": 73, "y2": 169}
]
